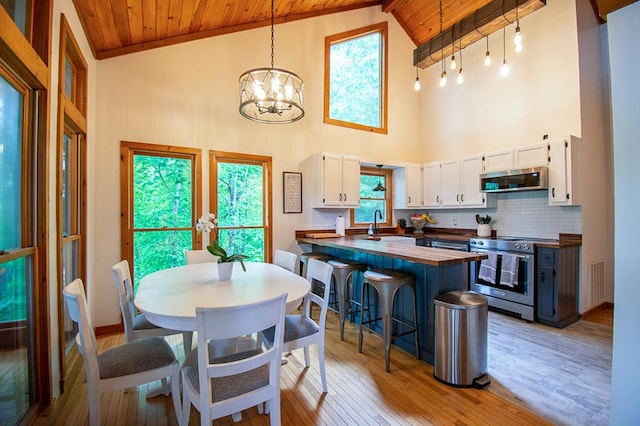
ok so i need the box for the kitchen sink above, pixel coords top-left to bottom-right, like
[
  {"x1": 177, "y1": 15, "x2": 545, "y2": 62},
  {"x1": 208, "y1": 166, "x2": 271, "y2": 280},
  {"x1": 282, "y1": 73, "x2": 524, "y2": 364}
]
[{"x1": 377, "y1": 236, "x2": 417, "y2": 245}]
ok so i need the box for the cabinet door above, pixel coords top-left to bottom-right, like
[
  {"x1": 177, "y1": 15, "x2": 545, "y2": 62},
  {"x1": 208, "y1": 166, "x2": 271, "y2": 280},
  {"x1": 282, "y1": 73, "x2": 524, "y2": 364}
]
[
  {"x1": 406, "y1": 164, "x2": 423, "y2": 207},
  {"x1": 440, "y1": 159, "x2": 460, "y2": 207},
  {"x1": 422, "y1": 162, "x2": 441, "y2": 208},
  {"x1": 514, "y1": 144, "x2": 548, "y2": 168},
  {"x1": 460, "y1": 155, "x2": 485, "y2": 207},
  {"x1": 548, "y1": 139, "x2": 568, "y2": 205},
  {"x1": 322, "y1": 153, "x2": 344, "y2": 206},
  {"x1": 483, "y1": 149, "x2": 513, "y2": 173},
  {"x1": 537, "y1": 248, "x2": 557, "y2": 321},
  {"x1": 341, "y1": 155, "x2": 361, "y2": 207}
]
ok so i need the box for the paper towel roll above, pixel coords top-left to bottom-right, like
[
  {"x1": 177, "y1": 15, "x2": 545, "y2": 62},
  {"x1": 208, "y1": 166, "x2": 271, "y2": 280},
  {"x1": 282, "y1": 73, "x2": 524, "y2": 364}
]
[{"x1": 335, "y1": 216, "x2": 346, "y2": 236}]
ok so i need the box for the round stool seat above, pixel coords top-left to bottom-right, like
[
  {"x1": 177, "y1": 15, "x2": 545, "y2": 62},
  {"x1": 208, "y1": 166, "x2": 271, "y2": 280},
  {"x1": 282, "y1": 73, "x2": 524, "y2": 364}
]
[
  {"x1": 359, "y1": 268, "x2": 419, "y2": 372},
  {"x1": 300, "y1": 252, "x2": 334, "y2": 262},
  {"x1": 328, "y1": 259, "x2": 368, "y2": 341}
]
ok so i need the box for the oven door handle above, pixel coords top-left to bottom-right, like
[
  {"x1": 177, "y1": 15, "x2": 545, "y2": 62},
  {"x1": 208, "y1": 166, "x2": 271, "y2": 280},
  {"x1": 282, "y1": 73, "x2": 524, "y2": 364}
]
[{"x1": 471, "y1": 249, "x2": 532, "y2": 260}]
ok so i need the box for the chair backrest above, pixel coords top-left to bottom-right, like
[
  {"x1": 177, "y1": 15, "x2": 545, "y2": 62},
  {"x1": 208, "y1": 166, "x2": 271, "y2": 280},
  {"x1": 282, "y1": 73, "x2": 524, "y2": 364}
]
[
  {"x1": 194, "y1": 292, "x2": 287, "y2": 412},
  {"x1": 63, "y1": 279, "x2": 100, "y2": 386},
  {"x1": 185, "y1": 249, "x2": 220, "y2": 265},
  {"x1": 304, "y1": 258, "x2": 334, "y2": 329},
  {"x1": 274, "y1": 249, "x2": 297, "y2": 273},
  {"x1": 111, "y1": 260, "x2": 137, "y2": 342}
]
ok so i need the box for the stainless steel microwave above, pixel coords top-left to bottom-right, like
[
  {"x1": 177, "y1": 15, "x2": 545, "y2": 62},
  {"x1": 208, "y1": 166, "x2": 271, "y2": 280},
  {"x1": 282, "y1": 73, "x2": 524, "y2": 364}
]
[{"x1": 479, "y1": 166, "x2": 548, "y2": 193}]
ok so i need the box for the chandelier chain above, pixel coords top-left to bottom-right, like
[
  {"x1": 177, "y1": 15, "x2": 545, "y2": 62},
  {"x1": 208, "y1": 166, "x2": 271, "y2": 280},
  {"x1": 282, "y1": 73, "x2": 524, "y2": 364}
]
[{"x1": 271, "y1": 0, "x2": 275, "y2": 68}]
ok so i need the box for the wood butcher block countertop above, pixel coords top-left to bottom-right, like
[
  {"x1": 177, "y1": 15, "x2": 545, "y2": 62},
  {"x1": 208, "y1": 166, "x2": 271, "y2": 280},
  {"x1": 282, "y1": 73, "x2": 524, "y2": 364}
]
[{"x1": 297, "y1": 236, "x2": 487, "y2": 267}]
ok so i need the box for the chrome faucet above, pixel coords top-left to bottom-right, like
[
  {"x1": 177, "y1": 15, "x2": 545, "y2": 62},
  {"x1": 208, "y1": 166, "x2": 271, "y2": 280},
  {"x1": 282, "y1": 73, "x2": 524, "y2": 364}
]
[{"x1": 373, "y1": 209, "x2": 383, "y2": 234}]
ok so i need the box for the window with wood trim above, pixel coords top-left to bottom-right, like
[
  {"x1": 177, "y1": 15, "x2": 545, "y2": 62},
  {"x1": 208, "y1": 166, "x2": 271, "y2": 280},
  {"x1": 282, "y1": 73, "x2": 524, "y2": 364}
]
[
  {"x1": 324, "y1": 22, "x2": 388, "y2": 134},
  {"x1": 120, "y1": 142, "x2": 202, "y2": 292},
  {"x1": 350, "y1": 166, "x2": 393, "y2": 227}
]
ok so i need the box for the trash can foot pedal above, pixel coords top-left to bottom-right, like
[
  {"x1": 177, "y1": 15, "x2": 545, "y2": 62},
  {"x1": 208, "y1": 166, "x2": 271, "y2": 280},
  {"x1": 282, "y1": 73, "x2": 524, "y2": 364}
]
[{"x1": 473, "y1": 373, "x2": 491, "y2": 389}]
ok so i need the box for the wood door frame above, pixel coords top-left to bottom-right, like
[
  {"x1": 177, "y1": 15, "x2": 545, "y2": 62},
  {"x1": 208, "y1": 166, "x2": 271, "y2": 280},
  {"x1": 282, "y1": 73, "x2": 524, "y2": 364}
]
[{"x1": 209, "y1": 151, "x2": 273, "y2": 262}]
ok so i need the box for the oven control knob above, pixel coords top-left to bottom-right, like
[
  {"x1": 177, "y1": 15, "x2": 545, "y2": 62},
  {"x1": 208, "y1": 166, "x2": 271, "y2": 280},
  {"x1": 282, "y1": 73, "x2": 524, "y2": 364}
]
[
  {"x1": 515, "y1": 243, "x2": 522, "y2": 249},
  {"x1": 523, "y1": 244, "x2": 531, "y2": 250}
]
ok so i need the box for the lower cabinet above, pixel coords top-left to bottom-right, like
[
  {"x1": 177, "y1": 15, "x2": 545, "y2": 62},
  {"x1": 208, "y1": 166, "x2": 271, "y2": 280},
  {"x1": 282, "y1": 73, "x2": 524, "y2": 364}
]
[{"x1": 536, "y1": 246, "x2": 581, "y2": 328}]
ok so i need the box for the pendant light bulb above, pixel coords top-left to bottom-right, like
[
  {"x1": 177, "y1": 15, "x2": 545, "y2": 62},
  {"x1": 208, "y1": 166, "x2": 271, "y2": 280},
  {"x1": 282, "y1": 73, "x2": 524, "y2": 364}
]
[
  {"x1": 514, "y1": 25, "x2": 523, "y2": 52},
  {"x1": 414, "y1": 67, "x2": 421, "y2": 91},
  {"x1": 484, "y1": 36, "x2": 491, "y2": 66},
  {"x1": 450, "y1": 54, "x2": 457, "y2": 70},
  {"x1": 440, "y1": 70, "x2": 447, "y2": 87},
  {"x1": 500, "y1": 27, "x2": 509, "y2": 77},
  {"x1": 457, "y1": 68, "x2": 464, "y2": 84},
  {"x1": 501, "y1": 59, "x2": 509, "y2": 77}
]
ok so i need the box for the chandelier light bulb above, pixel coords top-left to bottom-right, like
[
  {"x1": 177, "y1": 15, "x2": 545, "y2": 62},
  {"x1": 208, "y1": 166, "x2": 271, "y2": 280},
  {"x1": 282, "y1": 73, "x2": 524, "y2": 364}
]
[
  {"x1": 501, "y1": 59, "x2": 509, "y2": 77},
  {"x1": 457, "y1": 68, "x2": 464, "y2": 84}
]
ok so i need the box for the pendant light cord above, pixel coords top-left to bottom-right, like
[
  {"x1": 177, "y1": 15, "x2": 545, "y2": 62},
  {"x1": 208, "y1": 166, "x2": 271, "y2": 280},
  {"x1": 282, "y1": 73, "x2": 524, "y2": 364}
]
[{"x1": 270, "y1": 0, "x2": 275, "y2": 69}]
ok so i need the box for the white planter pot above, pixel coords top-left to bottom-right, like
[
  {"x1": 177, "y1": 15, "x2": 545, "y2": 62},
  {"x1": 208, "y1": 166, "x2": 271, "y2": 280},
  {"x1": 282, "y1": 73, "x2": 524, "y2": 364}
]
[
  {"x1": 217, "y1": 262, "x2": 234, "y2": 281},
  {"x1": 477, "y1": 224, "x2": 491, "y2": 237}
]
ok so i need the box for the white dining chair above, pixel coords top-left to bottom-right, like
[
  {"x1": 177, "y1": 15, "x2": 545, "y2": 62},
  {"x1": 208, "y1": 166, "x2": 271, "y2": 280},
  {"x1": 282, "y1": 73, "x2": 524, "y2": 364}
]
[
  {"x1": 274, "y1": 249, "x2": 297, "y2": 273},
  {"x1": 111, "y1": 260, "x2": 193, "y2": 355},
  {"x1": 264, "y1": 257, "x2": 334, "y2": 393},
  {"x1": 181, "y1": 292, "x2": 287, "y2": 425},
  {"x1": 185, "y1": 249, "x2": 219, "y2": 264},
  {"x1": 63, "y1": 279, "x2": 182, "y2": 426}
]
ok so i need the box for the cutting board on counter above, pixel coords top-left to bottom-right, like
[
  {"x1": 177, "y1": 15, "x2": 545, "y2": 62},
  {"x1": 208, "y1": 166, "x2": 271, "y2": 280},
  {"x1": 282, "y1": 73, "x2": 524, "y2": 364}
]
[{"x1": 304, "y1": 233, "x2": 341, "y2": 239}]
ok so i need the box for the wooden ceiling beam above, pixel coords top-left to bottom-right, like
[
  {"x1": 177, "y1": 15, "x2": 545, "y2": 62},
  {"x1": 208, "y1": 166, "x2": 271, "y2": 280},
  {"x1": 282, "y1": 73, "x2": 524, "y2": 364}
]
[
  {"x1": 414, "y1": 0, "x2": 546, "y2": 69},
  {"x1": 381, "y1": 0, "x2": 404, "y2": 13}
]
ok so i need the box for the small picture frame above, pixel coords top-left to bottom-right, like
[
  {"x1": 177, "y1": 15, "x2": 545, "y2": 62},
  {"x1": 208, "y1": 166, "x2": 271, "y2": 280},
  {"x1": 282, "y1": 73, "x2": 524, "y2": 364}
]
[{"x1": 283, "y1": 172, "x2": 302, "y2": 214}]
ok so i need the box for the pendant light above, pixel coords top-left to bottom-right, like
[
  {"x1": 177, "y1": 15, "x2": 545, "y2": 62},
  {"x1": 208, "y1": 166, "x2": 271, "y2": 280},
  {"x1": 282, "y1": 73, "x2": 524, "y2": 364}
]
[
  {"x1": 484, "y1": 35, "x2": 491, "y2": 66},
  {"x1": 514, "y1": 0, "x2": 523, "y2": 53},
  {"x1": 238, "y1": 0, "x2": 304, "y2": 123},
  {"x1": 457, "y1": 38, "x2": 464, "y2": 85},
  {"x1": 414, "y1": 66, "x2": 421, "y2": 91},
  {"x1": 501, "y1": 27, "x2": 509, "y2": 77},
  {"x1": 450, "y1": 24, "x2": 457, "y2": 70},
  {"x1": 372, "y1": 165, "x2": 386, "y2": 192},
  {"x1": 438, "y1": 0, "x2": 447, "y2": 87}
]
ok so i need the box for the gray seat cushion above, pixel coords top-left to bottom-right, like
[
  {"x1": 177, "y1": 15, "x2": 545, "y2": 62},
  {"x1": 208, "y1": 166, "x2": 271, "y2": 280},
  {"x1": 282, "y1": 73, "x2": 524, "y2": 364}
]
[
  {"x1": 98, "y1": 337, "x2": 176, "y2": 379},
  {"x1": 132, "y1": 312, "x2": 161, "y2": 331},
  {"x1": 263, "y1": 314, "x2": 319, "y2": 344},
  {"x1": 184, "y1": 348, "x2": 268, "y2": 402}
]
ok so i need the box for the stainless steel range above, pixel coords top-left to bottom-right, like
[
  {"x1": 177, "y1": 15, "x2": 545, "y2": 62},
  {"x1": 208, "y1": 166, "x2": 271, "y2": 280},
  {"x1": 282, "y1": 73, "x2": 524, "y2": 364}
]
[{"x1": 469, "y1": 236, "x2": 557, "y2": 321}]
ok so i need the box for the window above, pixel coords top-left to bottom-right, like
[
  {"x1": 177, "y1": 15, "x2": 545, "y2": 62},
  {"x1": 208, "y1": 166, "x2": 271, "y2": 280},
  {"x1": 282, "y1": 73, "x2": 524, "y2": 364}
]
[
  {"x1": 120, "y1": 142, "x2": 202, "y2": 292},
  {"x1": 324, "y1": 22, "x2": 388, "y2": 134},
  {"x1": 351, "y1": 166, "x2": 392, "y2": 226},
  {"x1": 210, "y1": 151, "x2": 272, "y2": 263}
]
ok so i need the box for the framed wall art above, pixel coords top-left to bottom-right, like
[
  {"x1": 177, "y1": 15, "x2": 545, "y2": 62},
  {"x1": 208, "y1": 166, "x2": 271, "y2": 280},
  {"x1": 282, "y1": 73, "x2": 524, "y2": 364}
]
[{"x1": 283, "y1": 172, "x2": 302, "y2": 213}]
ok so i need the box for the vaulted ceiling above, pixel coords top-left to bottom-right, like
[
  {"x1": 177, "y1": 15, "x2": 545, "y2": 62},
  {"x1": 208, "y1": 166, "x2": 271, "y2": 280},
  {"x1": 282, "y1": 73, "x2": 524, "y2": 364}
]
[{"x1": 73, "y1": 0, "x2": 636, "y2": 60}]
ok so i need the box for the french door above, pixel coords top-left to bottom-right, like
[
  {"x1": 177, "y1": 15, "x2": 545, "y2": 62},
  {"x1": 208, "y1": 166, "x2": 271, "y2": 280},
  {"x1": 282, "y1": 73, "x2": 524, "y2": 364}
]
[
  {"x1": 210, "y1": 151, "x2": 272, "y2": 263},
  {"x1": 120, "y1": 142, "x2": 202, "y2": 291}
]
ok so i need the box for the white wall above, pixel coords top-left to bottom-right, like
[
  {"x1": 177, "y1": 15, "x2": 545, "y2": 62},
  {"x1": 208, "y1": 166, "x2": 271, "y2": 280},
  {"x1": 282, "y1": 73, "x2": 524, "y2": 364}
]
[
  {"x1": 608, "y1": 1, "x2": 640, "y2": 422},
  {"x1": 49, "y1": 0, "x2": 97, "y2": 398},
  {"x1": 92, "y1": 7, "x2": 420, "y2": 327}
]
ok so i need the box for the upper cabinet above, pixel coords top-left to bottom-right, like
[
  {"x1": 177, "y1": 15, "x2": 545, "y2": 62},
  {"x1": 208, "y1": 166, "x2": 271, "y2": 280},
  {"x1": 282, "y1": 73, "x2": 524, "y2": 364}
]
[
  {"x1": 421, "y1": 155, "x2": 486, "y2": 209},
  {"x1": 548, "y1": 136, "x2": 581, "y2": 206},
  {"x1": 306, "y1": 153, "x2": 360, "y2": 208},
  {"x1": 484, "y1": 144, "x2": 548, "y2": 173},
  {"x1": 394, "y1": 163, "x2": 423, "y2": 208}
]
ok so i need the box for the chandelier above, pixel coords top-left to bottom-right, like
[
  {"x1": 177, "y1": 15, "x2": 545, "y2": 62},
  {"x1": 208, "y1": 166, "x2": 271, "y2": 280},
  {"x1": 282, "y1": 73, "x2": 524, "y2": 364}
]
[{"x1": 238, "y1": 0, "x2": 304, "y2": 124}]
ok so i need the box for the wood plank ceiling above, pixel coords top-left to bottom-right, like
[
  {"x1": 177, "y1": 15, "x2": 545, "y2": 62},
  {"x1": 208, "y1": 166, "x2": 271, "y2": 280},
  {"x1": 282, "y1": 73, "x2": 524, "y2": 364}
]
[{"x1": 73, "y1": 0, "x2": 636, "y2": 61}]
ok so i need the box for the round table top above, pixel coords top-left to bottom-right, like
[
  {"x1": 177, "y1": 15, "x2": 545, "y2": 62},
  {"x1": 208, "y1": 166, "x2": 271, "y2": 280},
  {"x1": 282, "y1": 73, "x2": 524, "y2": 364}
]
[{"x1": 135, "y1": 262, "x2": 310, "y2": 331}]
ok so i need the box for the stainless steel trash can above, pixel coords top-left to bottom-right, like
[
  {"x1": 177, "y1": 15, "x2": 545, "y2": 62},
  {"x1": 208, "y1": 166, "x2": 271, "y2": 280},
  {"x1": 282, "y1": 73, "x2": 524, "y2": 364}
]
[{"x1": 433, "y1": 291, "x2": 490, "y2": 387}]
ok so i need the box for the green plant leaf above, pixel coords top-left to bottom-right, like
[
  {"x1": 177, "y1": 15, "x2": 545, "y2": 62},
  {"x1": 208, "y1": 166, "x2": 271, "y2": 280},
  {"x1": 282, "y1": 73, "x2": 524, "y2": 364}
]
[{"x1": 206, "y1": 243, "x2": 227, "y2": 260}]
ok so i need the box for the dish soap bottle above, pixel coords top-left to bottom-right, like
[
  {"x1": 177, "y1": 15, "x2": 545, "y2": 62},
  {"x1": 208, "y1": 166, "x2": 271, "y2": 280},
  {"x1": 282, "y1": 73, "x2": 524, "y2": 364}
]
[{"x1": 368, "y1": 224, "x2": 374, "y2": 236}]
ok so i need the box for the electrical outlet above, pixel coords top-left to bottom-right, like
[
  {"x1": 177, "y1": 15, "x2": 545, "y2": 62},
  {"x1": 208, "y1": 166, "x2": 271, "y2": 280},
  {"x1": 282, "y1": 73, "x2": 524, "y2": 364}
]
[{"x1": 453, "y1": 218, "x2": 458, "y2": 226}]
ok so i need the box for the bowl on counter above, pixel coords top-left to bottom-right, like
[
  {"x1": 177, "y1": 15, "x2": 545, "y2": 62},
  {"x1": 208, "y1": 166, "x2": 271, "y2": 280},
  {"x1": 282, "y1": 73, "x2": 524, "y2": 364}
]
[{"x1": 410, "y1": 218, "x2": 426, "y2": 234}]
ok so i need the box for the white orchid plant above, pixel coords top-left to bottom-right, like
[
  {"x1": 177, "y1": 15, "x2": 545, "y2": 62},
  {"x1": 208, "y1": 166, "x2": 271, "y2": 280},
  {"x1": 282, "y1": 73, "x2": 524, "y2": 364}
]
[{"x1": 195, "y1": 213, "x2": 248, "y2": 271}]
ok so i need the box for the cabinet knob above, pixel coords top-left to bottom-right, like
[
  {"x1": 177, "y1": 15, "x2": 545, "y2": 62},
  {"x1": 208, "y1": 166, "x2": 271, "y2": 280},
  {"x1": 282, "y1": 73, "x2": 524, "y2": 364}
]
[
  {"x1": 408, "y1": 196, "x2": 411, "y2": 203},
  {"x1": 339, "y1": 193, "x2": 343, "y2": 202}
]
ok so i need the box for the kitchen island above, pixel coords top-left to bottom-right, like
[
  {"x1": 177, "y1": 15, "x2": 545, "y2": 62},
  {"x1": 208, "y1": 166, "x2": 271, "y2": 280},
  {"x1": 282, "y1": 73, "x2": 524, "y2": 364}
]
[{"x1": 296, "y1": 236, "x2": 487, "y2": 364}]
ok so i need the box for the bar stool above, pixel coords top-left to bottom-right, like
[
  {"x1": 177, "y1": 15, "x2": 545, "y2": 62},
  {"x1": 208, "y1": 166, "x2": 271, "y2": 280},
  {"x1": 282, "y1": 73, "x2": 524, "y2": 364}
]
[
  {"x1": 327, "y1": 259, "x2": 368, "y2": 341},
  {"x1": 300, "y1": 252, "x2": 336, "y2": 313},
  {"x1": 358, "y1": 269, "x2": 419, "y2": 372}
]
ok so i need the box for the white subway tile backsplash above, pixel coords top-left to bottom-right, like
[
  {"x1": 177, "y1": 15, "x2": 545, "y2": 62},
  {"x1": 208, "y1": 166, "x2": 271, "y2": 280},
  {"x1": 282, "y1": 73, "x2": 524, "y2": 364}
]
[{"x1": 396, "y1": 191, "x2": 581, "y2": 239}]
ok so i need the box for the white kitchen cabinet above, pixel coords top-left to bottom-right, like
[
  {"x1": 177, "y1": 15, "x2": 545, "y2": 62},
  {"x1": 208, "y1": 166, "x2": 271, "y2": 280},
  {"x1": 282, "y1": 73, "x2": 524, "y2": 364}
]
[
  {"x1": 307, "y1": 153, "x2": 360, "y2": 208},
  {"x1": 483, "y1": 149, "x2": 513, "y2": 173},
  {"x1": 394, "y1": 163, "x2": 423, "y2": 208},
  {"x1": 514, "y1": 143, "x2": 548, "y2": 169},
  {"x1": 425, "y1": 155, "x2": 486, "y2": 209},
  {"x1": 548, "y1": 136, "x2": 581, "y2": 206},
  {"x1": 422, "y1": 161, "x2": 441, "y2": 208}
]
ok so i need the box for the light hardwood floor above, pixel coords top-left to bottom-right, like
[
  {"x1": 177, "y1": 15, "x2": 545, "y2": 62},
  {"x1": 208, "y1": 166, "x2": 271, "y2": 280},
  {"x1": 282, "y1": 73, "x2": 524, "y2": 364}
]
[{"x1": 36, "y1": 306, "x2": 613, "y2": 426}]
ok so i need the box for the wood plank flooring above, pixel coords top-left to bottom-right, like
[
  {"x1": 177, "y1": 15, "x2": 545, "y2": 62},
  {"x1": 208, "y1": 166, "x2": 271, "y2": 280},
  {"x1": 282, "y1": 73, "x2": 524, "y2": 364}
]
[{"x1": 34, "y1": 306, "x2": 614, "y2": 426}]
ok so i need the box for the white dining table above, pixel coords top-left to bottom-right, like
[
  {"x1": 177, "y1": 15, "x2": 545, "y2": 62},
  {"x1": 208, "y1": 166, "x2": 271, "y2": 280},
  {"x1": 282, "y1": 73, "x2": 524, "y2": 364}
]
[{"x1": 135, "y1": 261, "x2": 311, "y2": 331}]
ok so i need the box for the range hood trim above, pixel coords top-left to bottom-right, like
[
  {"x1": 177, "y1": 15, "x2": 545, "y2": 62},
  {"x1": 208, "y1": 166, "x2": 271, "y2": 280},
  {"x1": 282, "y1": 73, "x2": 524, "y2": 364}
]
[{"x1": 480, "y1": 166, "x2": 548, "y2": 193}]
